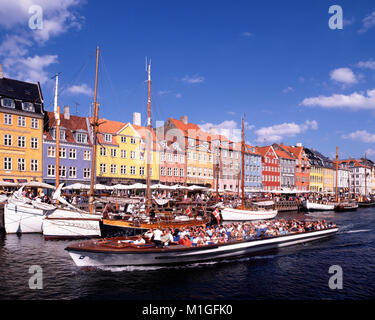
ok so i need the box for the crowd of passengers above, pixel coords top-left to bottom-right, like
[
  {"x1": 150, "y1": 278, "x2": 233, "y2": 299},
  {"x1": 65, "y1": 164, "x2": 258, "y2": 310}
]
[{"x1": 130, "y1": 219, "x2": 337, "y2": 247}]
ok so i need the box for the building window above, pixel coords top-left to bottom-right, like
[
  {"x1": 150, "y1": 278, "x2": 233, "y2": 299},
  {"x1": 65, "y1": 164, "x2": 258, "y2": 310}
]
[
  {"x1": 75, "y1": 132, "x2": 87, "y2": 143},
  {"x1": 110, "y1": 164, "x2": 117, "y2": 174},
  {"x1": 104, "y1": 134, "x2": 112, "y2": 143},
  {"x1": 59, "y1": 147, "x2": 66, "y2": 158},
  {"x1": 120, "y1": 165, "x2": 126, "y2": 175},
  {"x1": 121, "y1": 136, "x2": 127, "y2": 143},
  {"x1": 130, "y1": 151, "x2": 136, "y2": 159},
  {"x1": 48, "y1": 146, "x2": 56, "y2": 157},
  {"x1": 83, "y1": 150, "x2": 91, "y2": 160},
  {"x1": 1, "y1": 98, "x2": 15, "y2": 108},
  {"x1": 18, "y1": 158, "x2": 25, "y2": 171},
  {"x1": 100, "y1": 163, "x2": 106, "y2": 174},
  {"x1": 130, "y1": 137, "x2": 136, "y2": 144},
  {"x1": 31, "y1": 137, "x2": 38, "y2": 149},
  {"x1": 130, "y1": 166, "x2": 136, "y2": 175},
  {"x1": 69, "y1": 149, "x2": 77, "y2": 159},
  {"x1": 187, "y1": 167, "x2": 192, "y2": 176},
  {"x1": 174, "y1": 168, "x2": 178, "y2": 176},
  {"x1": 3, "y1": 157, "x2": 12, "y2": 170},
  {"x1": 18, "y1": 116, "x2": 26, "y2": 127},
  {"x1": 3, "y1": 114, "x2": 12, "y2": 125},
  {"x1": 110, "y1": 148, "x2": 117, "y2": 157},
  {"x1": 47, "y1": 165, "x2": 55, "y2": 177},
  {"x1": 180, "y1": 155, "x2": 184, "y2": 163},
  {"x1": 167, "y1": 168, "x2": 172, "y2": 176},
  {"x1": 160, "y1": 167, "x2": 166, "y2": 176},
  {"x1": 30, "y1": 119, "x2": 38, "y2": 129},
  {"x1": 22, "y1": 102, "x2": 34, "y2": 112},
  {"x1": 83, "y1": 168, "x2": 91, "y2": 179},
  {"x1": 180, "y1": 168, "x2": 184, "y2": 177},
  {"x1": 59, "y1": 165, "x2": 66, "y2": 177},
  {"x1": 4, "y1": 134, "x2": 12, "y2": 146},
  {"x1": 121, "y1": 150, "x2": 127, "y2": 158},
  {"x1": 18, "y1": 136, "x2": 26, "y2": 148},
  {"x1": 139, "y1": 167, "x2": 145, "y2": 176},
  {"x1": 31, "y1": 159, "x2": 38, "y2": 172},
  {"x1": 69, "y1": 167, "x2": 77, "y2": 178},
  {"x1": 100, "y1": 147, "x2": 106, "y2": 156}
]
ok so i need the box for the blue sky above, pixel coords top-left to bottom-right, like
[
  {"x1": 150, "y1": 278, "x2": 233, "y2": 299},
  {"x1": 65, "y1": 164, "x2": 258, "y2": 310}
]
[{"x1": 1, "y1": 0, "x2": 375, "y2": 160}]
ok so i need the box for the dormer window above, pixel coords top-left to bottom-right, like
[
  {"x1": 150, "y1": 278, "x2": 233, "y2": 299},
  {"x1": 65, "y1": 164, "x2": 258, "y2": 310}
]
[
  {"x1": 22, "y1": 102, "x2": 35, "y2": 112},
  {"x1": 104, "y1": 134, "x2": 112, "y2": 143},
  {"x1": 1, "y1": 98, "x2": 15, "y2": 109},
  {"x1": 51, "y1": 128, "x2": 66, "y2": 141},
  {"x1": 75, "y1": 132, "x2": 87, "y2": 143}
]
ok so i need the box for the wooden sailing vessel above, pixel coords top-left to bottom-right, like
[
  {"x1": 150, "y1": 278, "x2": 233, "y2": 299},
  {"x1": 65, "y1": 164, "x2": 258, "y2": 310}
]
[
  {"x1": 100, "y1": 59, "x2": 210, "y2": 236},
  {"x1": 220, "y1": 116, "x2": 278, "y2": 221}
]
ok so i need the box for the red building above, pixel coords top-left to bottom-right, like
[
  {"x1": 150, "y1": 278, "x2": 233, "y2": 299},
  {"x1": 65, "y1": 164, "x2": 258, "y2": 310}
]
[
  {"x1": 158, "y1": 139, "x2": 185, "y2": 185},
  {"x1": 256, "y1": 145, "x2": 280, "y2": 191},
  {"x1": 283, "y1": 144, "x2": 310, "y2": 192}
]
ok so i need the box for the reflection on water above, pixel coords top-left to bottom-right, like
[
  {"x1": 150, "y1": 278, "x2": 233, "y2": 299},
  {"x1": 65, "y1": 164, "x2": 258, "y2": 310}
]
[{"x1": 0, "y1": 208, "x2": 375, "y2": 299}]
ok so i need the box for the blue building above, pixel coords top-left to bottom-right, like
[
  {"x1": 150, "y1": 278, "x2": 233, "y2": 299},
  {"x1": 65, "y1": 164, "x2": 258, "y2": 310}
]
[
  {"x1": 43, "y1": 106, "x2": 93, "y2": 187},
  {"x1": 244, "y1": 145, "x2": 262, "y2": 192}
]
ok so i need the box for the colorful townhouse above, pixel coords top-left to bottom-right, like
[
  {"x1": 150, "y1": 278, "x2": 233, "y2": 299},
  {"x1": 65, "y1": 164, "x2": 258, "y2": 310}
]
[
  {"x1": 0, "y1": 70, "x2": 45, "y2": 184},
  {"x1": 163, "y1": 116, "x2": 214, "y2": 187},
  {"x1": 211, "y1": 134, "x2": 240, "y2": 192},
  {"x1": 339, "y1": 158, "x2": 372, "y2": 196},
  {"x1": 304, "y1": 147, "x2": 324, "y2": 193},
  {"x1": 256, "y1": 145, "x2": 280, "y2": 192},
  {"x1": 94, "y1": 113, "x2": 159, "y2": 185},
  {"x1": 283, "y1": 143, "x2": 310, "y2": 192},
  {"x1": 272, "y1": 143, "x2": 296, "y2": 190},
  {"x1": 43, "y1": 107, "x2": 93, "y2": 186},
  {"x1": 244, "y1": 144, "x2": 262, "y2": 192}
]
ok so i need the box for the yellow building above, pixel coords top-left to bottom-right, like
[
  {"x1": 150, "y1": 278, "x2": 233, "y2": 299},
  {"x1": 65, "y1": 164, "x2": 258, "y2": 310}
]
[
  {"x1": 309, "y1": 165, "x2": 324, "y2": 193},
  {"x1": 323, "y1": 167, "x2": 335, "y2": 194},
  {"x1": 95, "y1": 119, "x2": 159, "y2": 185},
  {"x1": 0, "y1": 75, "x2": 44, "y2": 183}
]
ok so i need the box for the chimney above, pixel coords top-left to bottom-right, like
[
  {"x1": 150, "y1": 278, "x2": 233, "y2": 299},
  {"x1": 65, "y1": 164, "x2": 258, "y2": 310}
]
[
  {"x1": 133, "y1": 112, "x2": 141, "y2": 126},
  {"x1": 63, "y1": 105, "x2": 70, "y2": 120},
  {"x1": 0, "y1": 64, "x2": 3, "y2": 79},
  {"x1": 180, "y1": 115, "x2": 188, "y2": 125},
  {"x1": 209, "y1": 127, "x2": 216, "y2": 134}
]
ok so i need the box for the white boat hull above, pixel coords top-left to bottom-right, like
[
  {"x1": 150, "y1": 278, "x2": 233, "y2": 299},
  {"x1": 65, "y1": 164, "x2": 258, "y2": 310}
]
[
  {"x1": 4, "y1": 203, "x2": 45, "y2": 234},
  {"x1": 303, "y1": 200, "x2": 335, "y2": 211},
  {"x1": 66, "y1": 228, "x2": 338, "y2": 267},
  {"x1": 43, "y1": 209, "x2": 101, "y2": 239},
  {"x1": 220, "y1": 207, "x2": 278, "y2": 221}
]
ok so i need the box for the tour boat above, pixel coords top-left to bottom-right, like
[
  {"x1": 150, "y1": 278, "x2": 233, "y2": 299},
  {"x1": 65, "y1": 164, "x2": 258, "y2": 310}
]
[
  {"x1": 358, "y1": 201, "x2": 375, "y2": 207},
  {"x1": 65, "y1": 227, "x2": 339, "y2": 267},
  {"x1": 302, "y1": 200, "x2": 336, "y2": 211},
  {"x1": 334, "y1": 201, "x2": 358, "y2": 212},
  {"x1": 220, "y1": 117, "x2": 278, "y2": 221}
]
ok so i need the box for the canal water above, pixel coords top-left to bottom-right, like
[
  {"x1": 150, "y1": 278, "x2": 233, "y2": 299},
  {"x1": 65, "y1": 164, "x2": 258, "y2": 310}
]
[{"x1": 0, "y1": 209, "x2": 374, "y2": 300}]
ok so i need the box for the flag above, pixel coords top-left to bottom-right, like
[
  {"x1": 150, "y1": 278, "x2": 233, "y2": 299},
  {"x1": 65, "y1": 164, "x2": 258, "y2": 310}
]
[
  {"x1": 213, "y1": 208, "x2": 221, "y2": 223},
  {"x1": 186, "y1": 206, "x2": 192, "y2": 217}
]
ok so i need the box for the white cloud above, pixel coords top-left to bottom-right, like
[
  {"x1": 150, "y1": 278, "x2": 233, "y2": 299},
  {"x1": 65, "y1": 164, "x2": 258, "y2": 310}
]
[
  {"x1": 300, "y1": 88, "x2": 375, "y2": 110},
  {"x1": 182, "y1": 74, "x2": 205, "y2": 84},
  {"x1": 342, "y1": 130, "x2": 375, "y2": 143},
  {"x1": 357, "y1": 60, "x2": 375, "y2": 70},
  {"x1": 282, "y1": 86, "x2": 294, "y2": 94},
  {"x1": 365, "y1": 148, "x2": 375, "y2": 156},
  {"x1": 241, "y1": 32, "x2": 253, "y2": 38},
  {"x1": 359, "y1": 11, "x2": 375, "y2": 33},
  {"x1": 67, "y1": 83, "x2": 93, "y2": 96},
  {"x1": 255, "y1": 120, "x2": 318, "y2": 143},
  {"x1": 199, "y1": 120, "x2": 254, "y2": 142},
  {"x1": 175, "y1": 93, "x2": 182, "y2": 98},
  {"x1": 330, "y1": 68, "x2": 357, "y2": 84}
]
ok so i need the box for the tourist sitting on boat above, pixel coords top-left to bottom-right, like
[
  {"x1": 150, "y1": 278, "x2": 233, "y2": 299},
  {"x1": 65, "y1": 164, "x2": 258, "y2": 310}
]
[
  {"x1": 161, "y1": 229, "x2": 174, "y2": 246},
  {"x1": 178, "y1": 235, "x2": 192, "y2": 247},
  {"x1": 151, "y1": 228, "x2": 163, "y2": 247},
  {"x1": 134, "y1": 235, "x2": 146, "y2": 245}
]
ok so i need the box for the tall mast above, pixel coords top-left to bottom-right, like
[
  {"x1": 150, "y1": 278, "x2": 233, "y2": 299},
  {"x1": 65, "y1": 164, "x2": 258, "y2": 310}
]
[
  {"x1": 89, "y1": 46, "x2": 100, "y2": 214},
  {"x1": 335, "y1": 146, "x2": 339, "y2": 202},
  {"x1": 365, "y1": 153, "x2": 367, "y2": 196},
  {"x1": 146, "y1": 58, "x2": 152, "y2": 211},
  {"x1": 241, "y1": 115, "x2": 245, "y2": 209},
  {"x1": 53, "y1": 73, "x2": 60, "y2": 192}
]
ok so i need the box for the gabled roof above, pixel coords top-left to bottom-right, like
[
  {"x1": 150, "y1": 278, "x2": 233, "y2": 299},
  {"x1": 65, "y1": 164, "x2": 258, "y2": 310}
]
[
  {"x1": 255, "y1": 145, "x2": 278, "y2": 159},
  {"x1": 44, "y1": 112, "x2": 91, "y2": 145}
]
